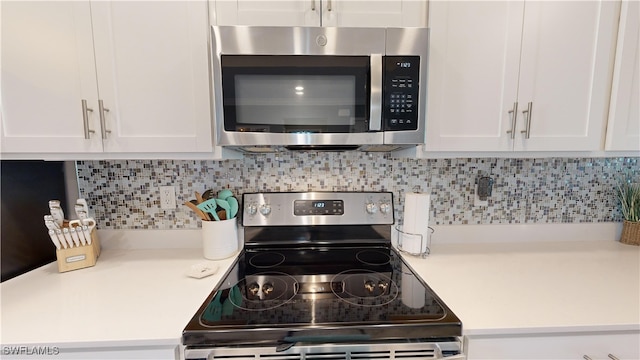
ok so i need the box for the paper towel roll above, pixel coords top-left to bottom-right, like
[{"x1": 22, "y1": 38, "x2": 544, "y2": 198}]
[{"x1": 401, "y1": 192, "x2": 430, "y2": 254}]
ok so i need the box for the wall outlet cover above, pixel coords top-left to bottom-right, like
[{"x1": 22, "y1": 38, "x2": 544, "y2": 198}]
[
  {"x1": 474, "y1": 183, "x2": 488, "y2": 207},
  {"x1": 159, "y1": 186, "x2": 176, "y2": 209}
]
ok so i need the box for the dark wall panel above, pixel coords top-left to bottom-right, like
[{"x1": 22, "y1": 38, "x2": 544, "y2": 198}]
[{"x1": 1, "y1": 161, "x2": 68, "y2": 282}]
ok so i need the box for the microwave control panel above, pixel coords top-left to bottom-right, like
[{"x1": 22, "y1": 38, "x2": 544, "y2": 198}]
[{"x1": 382, "y1": 56, "x2": 420, "y2": 131}]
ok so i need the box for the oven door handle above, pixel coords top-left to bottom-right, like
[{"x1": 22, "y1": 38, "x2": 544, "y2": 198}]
[
  {"x1": 369, "y1": 54, "x2": 383, "y2": 132},
  {"x1": 439, "y1": 355, "x2": 465, "y2": 360},
  {"x1": 433, "y1": 344, "x2": 465, "y2": 360},
  {"x1": 276, "y1": 334, "x2": 372, "y2": 352}
]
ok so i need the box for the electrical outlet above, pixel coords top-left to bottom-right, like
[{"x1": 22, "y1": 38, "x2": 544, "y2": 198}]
[
  {"x1": 474, "y1": 176, "x2": 494, "y2": 207},
  {"x1": 474, "y1": 183, "x2": 488, "y2": 207},
  {"x1": 160, "y1": 186, "x2": 176, "y2": 209}
]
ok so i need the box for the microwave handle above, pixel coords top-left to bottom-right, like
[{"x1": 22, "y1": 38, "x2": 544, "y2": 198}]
[{"x1": 369, "y1": 54, "x2": 383, "y2": 131}]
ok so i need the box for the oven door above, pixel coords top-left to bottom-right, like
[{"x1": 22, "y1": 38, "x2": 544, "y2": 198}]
[{"x1": 218, "y1": 54, "x2": 383, "y2": 148}]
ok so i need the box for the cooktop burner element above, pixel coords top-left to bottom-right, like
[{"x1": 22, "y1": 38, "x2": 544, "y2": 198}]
[
  {"x1": 248, "y1": 252, "x2": 286, "y2": 268},
  {"x1": 183, "y1": 192, "x2": 462, "y2": 358},
  {"x1": 331, "y1": 269, "x2": 398, "y2": 307},
  {"x1": 230, "y1": 272, "x2": 299, "y2": 311},
  {"x1": 356, "y1": 249, "x2": 391, "y2": 266}
]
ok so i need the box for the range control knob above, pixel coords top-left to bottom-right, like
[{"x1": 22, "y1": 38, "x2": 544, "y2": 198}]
[
  {"x1": 364, "y1": 280, "x2": 375, "y2": 293},
  {"x1": 259, "y1": 204, "x2": 272, "y2": 216},
  {"x1": 262, "y1": 282, "x2": 274, "y2": 296},
  {"x1": 379, "y1": 202, "x2": 391, "y2": 214},
  {"x1": 246, "y1": 202, "x2": 258, "y2": 216},
  {"x1": 248, "y1": 282, "x2": 260, "y2": 296},
  {"x1": 365, "y1": 202, "x2": 378, "y2": 214}
]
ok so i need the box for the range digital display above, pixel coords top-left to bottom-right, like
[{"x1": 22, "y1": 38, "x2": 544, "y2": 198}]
[{"x1": 294, "y1": 200, "x2": 344, "y2": 216}]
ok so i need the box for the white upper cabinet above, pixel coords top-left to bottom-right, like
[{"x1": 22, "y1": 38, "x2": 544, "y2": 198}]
[
  {"x1": 213, "y1": 0, "x2": 321, "y2": 26},
  {"x1": 515, "y1": 1, "x2": 618, "y2": 151},
  {"x1": 426, "y1": 1, "x2": 620, "y2": 152},
  {"x1": 90, "y1": 1, "x2": 212, "y2": 153},
  {"x1": 211, "y1": 0, "x2": 427, "y2": 27},
  {"x1": 426, "y1": 1, "x2": 523, "y2": 152},
  {"x1": 321, "y1": 0, "x2": 427, "y2": 27},
  {"x1": 605, "y1": 0, "x2": 640, "y2": 152},
  {"x1": 1, "y1": 2, "x2": 102, "y2": 153},
  {"x1": 1, "y1": 1, "x2": 213, "y2": 156}
]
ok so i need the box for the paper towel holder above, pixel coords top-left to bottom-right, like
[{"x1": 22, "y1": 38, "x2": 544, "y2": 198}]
[{"x1": 395, "y1": 225, "x2": 434, "y2": 258}]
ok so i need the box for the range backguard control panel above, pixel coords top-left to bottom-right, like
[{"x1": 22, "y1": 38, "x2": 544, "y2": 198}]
[{"x1": 382, "y1": 56, "x2": 420, "y2": 131}]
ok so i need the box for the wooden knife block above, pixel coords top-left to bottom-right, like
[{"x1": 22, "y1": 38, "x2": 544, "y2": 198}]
[{"x1": 56, "y1": 228, "x2": 101, "y2": 273}]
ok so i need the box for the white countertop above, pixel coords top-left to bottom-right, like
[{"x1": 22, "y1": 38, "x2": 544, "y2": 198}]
[
  {"x1": 1, "y1": 247, "x2": 237, "y2": 349},
  {"x1": 401, "y1": 239, "x2": 640, "y2": 337},
  {"x1": 2, "y1": 226, "x2": 639, "y2": 352}
]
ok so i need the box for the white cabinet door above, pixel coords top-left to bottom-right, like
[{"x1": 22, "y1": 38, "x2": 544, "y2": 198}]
[
  {"x1": 426, "y1": 1, "x2": 619, "y2": 153},
  {"x1": 514, "y1": 1, "x2": 619, "y2": 151},
  {"x1": 91, "y1": 1, "x2": 213, "y2": 153},
  {"x1": 425, "y1": 1, "x2": 523, "y2": 151},
  {"x1": 322, "y1": 0, "x2": 427, "y2": 27},
  {"x1": 1, "y1": 1, "x2": 213, "y2": 156},
  {"x1": 211, "y1": 0, "x2": 426, "y2": 27},
  {"x1": 0, "y1": 1, "x2": 102, "y2": 153},
  {"x1": 466, "y1": 331, "x2": 640, "y2": 360},
  {"x1": 212, "y1": 0, "x2": 320, "y2": 26},
  {"x1": 606, "y1": 0, "x2": 640, "y2": 152}
]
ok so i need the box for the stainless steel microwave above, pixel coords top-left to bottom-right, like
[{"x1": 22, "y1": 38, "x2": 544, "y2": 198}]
[{"x1": 210, "y1": 26, "x2": 429, "y2": 152}]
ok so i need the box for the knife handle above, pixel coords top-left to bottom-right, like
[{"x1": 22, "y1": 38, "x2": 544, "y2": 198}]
[
  {"x1": 63, "y1": 228, "x2": 77, "y2": 247},
  {"x1": 75, "y1": 205, "x2": 88, "y2": 221},
  {"x1": 48, "y1": 230, "x2": 62, "y2": 250},
  {"x1": 75, "y1": 226, "x2": 87, "y2": 245},
  {"x1": 55, "y1": 229, "x2": 68, "y2": 249},
  {"x1": 45, "y1": 220, "x2": 59, "y2": 231},
  {"x1": 49, "y1": 200, "x2": 65, "y2": 227},
  {"x1": 69, "y1": 227, "x2": 81, "y2": 247},
  {"x1": 76, "y1": 198, "x2": 89, "y2": 214},
  {"x1": 82, "y1": 225, "x2": 92, "y2": 245}
]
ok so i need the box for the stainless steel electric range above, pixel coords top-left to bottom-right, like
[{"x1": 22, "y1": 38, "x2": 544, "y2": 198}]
[{"x1": 183, "y1": 192, "x2": 463, "y2": 359}]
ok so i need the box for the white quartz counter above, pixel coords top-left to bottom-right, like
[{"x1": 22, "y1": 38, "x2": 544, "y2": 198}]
[
  {"x1": 401, "y1": 239, "x2": 640, "y2": 336},
  {"x1": 1, "y1": 245, "x2": 237, "y2": 354},
  {"x1": 1, "y1": 226, "x2": 639, "y2": 358}
]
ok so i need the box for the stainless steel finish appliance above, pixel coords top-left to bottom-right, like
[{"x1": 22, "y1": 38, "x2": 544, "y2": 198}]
[
  {"x1": 210, "y1": 26, "x2": 429, "y2": 152},
  {"x1": 183, "y1": 191, "x2": 463, "y2": 359}
]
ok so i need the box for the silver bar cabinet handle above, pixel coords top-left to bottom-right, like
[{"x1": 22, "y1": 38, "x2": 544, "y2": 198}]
[
  {"x1": 521, "y1": 101, "x2": 533, "y2": 139},
  {"x1": 369, "y1": 54, "x2": 382, "y2": 131},
  {"x1": 506, "y1": 102, "x2": 518, "y2": 139},
  {"x1": 98, "y1": 99, "x2": 111, "y2": 139},
  {"x1": 583, "y1": 356, "x2": 593, "y2": 360},
  {"x1": 310, "y1": 0, "x2": 315, "y2": 11},
  {"x1": 81, "y1": 99, "x2": 95, "y2": 139},
  {"x1": 327, "y1": 0, "x2": 332, "y2": 11},
  {"x1": 608, "y1": 354, "x2": 620, "y2": 360}
]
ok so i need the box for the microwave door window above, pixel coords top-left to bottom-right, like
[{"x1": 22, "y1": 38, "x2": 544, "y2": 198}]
[{"x1": 234, "y1": 75, "x2": 357, "y2": 133}]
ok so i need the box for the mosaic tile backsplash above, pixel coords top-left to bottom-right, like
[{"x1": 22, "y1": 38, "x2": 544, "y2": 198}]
[{"x1": 75, "y1": 155, "x2": 639, "y2": 229}]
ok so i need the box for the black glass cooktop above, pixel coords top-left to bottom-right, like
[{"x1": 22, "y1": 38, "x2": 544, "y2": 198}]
[{"x1": 183, "y1": 247, "x2": 462, "y2": 347}]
